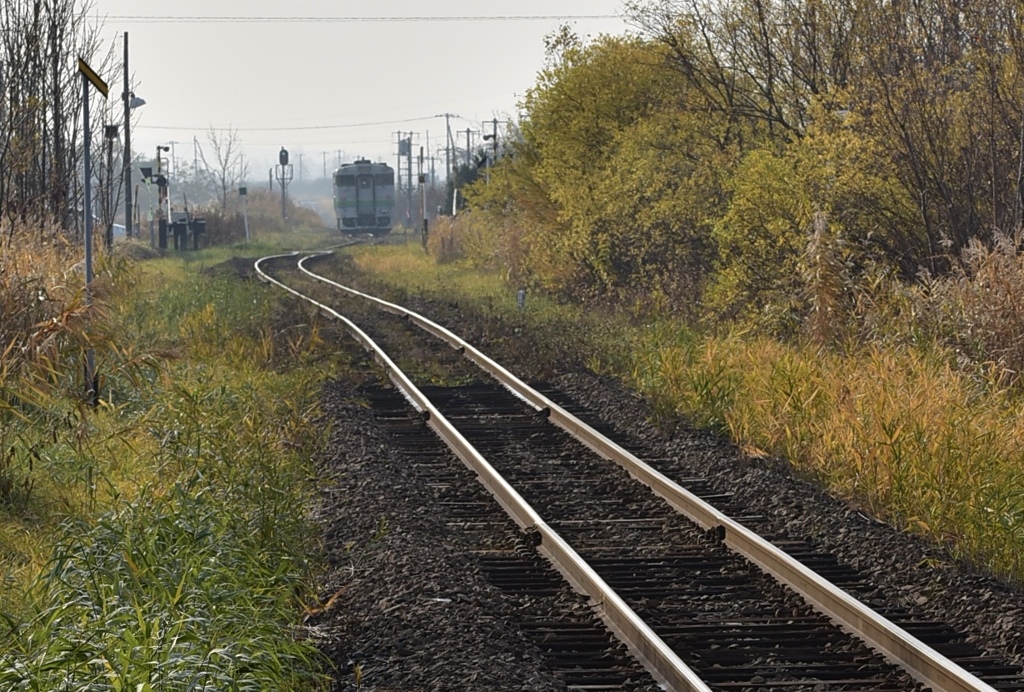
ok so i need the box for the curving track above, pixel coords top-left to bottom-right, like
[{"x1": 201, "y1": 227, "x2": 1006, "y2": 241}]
[{"x1": 257, "y1": 250, "x2": 1024, "y2": 692}]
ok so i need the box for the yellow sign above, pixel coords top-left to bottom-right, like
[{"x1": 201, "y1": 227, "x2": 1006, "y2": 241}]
[{"x1": 77, "y1": 58, "x2": 108, "y2": 98}]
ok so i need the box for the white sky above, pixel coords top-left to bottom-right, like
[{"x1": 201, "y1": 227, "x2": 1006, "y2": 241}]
[{"x1": 86, "y1": 0, "x2": 631, "y2": 180}]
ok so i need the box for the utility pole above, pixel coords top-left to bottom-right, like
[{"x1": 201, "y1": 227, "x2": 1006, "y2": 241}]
[
  {"x1": 406, "y1": 132, "x2": 413, "y2": 230},
  {"x1": 104, "y1": 124, "x2": 118, "y2": 248},
  {"x1": 122, "y1": 31, "x2": 132, "y2": 239},
  {"x1": 465, "y1": 128, "x2": 472, "y2": 167},
  {"x1": 447, "y1": 115, "x2": 455, "y2": 183},
  {"x1": 435, "y1": 112, "x2": 459, "y2": 185},
  {"x1": 395, "y1": 130, "x2": 402, "y2": 198},
  {"x1": 483, "y1": 118, "x2": 499, "y2": 184},
  {"x1": 168, "y1": 140, "x2": 178, "y2": 179},
  {"x1": 426, "y1": 131, "x2": 431, "y2": 185},
  {"x1": 322, "y1": 151, "x2": 327, "y2": 179},
  {"x1": 419, "y1": 146, "x2": 428, "y2": 250}
]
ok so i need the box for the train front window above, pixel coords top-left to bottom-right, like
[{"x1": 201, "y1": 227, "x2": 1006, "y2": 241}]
[
  {"x1": 359, "y1": 176, "x2": 371, "y2": 189},
  {"x1": 335, "y1": 174, "x2": 356, "y2": 186},
  {"x1": 374, "y1": 173, "x2": 394, "y2": 186}
]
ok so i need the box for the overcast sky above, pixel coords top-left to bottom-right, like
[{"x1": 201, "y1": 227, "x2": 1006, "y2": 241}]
[{"x1": 87, "y1": 0, "x2": 631, "y2": 181}]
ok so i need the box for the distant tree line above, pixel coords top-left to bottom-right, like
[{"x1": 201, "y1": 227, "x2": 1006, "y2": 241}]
[{"x1": 467, "y1": 0, "x2": 1024, "y2": 331}]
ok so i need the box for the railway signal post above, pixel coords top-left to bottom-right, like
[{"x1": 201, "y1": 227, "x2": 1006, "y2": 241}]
[
  {"x1": 239, "y1": 186, "x2": 250, "y2": 242},
  {"x1": 275, "y1": 147, "x2": 293, "y2": 221}
]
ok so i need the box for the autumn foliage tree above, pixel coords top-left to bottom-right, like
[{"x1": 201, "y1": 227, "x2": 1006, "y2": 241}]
[{"x1": 463, "y1": 1, "x2": 1024, "y2": 333}]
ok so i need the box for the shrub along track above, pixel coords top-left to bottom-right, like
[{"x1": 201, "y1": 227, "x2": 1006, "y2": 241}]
[{"x1": 253, "y1": 249, "x2": 1024, "y2": 692}]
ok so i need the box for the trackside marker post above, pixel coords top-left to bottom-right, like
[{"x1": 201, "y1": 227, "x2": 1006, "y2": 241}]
[{"x1": 79, "y1": 57, "x2": 108, "y2": 406}]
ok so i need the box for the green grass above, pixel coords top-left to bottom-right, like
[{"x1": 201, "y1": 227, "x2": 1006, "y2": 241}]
[
  {"x1": 347, "y1": 240, "x2": 512, "y2": 303},
  {"x1": 0, "y1": 227, "x2": 343, "y2": 689}
]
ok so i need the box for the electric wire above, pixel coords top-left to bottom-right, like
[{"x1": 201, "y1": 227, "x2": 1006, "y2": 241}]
[
  {"x1": 134, "y1": 116, "x2": 436, "y2": 133},
  {"x1": 106, "y1": 15, "x2": 620, "y2": 24}
]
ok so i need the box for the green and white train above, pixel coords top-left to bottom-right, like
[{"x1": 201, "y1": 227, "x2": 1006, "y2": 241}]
[{"x1": 332, "y1": 159, "x2": 395, "y2": 235}]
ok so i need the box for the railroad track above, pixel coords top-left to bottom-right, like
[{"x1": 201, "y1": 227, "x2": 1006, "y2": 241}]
[{"x1": 257, "y1": 250, "x2": 1024, "y2": 692}]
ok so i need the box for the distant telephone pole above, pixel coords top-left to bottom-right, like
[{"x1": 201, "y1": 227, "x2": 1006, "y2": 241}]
[
  {"x1": 483, "y1": 118, "x2": 500, "y2": 183},
  {"x1": 122, "y1": 31, "x2": 132, "y2": 239},
  {"x1": 395, "y1": 131, "x2": 403, "y2": 195},
  {"x1": 419, "y1": 146, "x2": 427, "y2": 249},
  {"x1": 435, "y1": 112, "x2": 459, "y2": 184},
  {"x1": 322, "y1": 151, "x2": 327, "y2": 179},
  {"x1": 406, "y1": 132, "x2": 413, "y2": 228}
]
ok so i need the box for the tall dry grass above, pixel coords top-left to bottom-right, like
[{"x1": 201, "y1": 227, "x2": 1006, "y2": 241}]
[
  {"x1": 627, "y1": 328, "x2": 1024, "y2": 581},
  {"x1": 427, "y1": 211, "x2": 536, "y2": 286},
  {"x1": 623, "y1": 229, "x2": 1024, "y2": 583},
  {"x1": 0, "y1": 223, "x2": 95, "y2": 401}
]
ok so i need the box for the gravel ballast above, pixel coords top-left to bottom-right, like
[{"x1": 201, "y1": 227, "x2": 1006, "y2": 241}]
[{"x1": 304, "y1": 279, "x2": 1024, "y2": 689}]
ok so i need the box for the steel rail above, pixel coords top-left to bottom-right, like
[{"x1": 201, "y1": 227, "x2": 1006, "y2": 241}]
[
  {"x1": 255, "y1": 253, "x2": 711, "y2": 692},
  {"x1": 298, "y1": 255, "x2": 997, "y2": 692}
]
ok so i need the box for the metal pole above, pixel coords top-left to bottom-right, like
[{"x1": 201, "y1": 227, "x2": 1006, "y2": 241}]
[
  {"x1": 156, "y1": 145, "x2": 167, "y2": 249},
  {"x1": 105, "y1": 130, "x2": 114, "y2": 248},
  {"x1": 406, "y1": 132, "x2": 412, "y2": 229},
  {"x1": 465, "y1": 128, "x2": 471, "y2": 167},
  {"x1": 420, "y1": 146, "x2": 428, "y2": 250},
  {"x1": 242, "y1": 194, "x2": 250, "y2": 242},
  {"x1": 122, "y1": 31, "x2": 132, "y2": 239},
  {"x1": 82, "y1": 73, "x2": 97, "y2": 405}
]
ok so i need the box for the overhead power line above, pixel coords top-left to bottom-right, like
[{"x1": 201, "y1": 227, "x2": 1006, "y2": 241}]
[
  {"x1": 107, "y1": 14, "x2": 620, "y2": 24},
  {"x1": 135, "y1": 116, "x2": 439, "y2": 132}
]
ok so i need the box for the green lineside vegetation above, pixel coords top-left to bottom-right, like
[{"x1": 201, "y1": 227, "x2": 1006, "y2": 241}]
[{"x1": 0, "y1": 224, "x2": 340, "y2": 689}]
